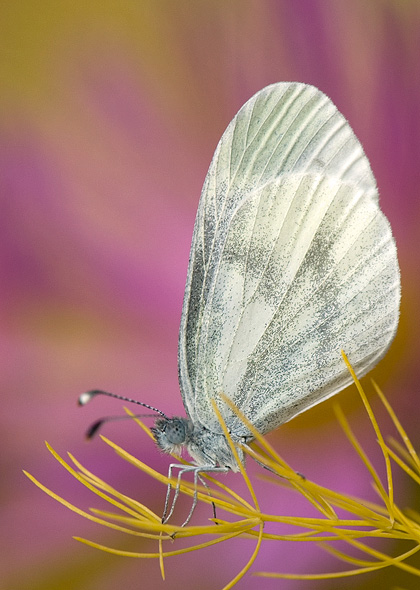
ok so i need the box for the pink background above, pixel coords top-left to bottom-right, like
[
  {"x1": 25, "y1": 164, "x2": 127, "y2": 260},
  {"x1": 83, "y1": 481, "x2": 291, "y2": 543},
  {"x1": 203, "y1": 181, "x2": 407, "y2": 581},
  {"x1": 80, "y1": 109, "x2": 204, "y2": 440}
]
[{"x1": 2, "y1": 2, "x2": 420, "y2": 589}]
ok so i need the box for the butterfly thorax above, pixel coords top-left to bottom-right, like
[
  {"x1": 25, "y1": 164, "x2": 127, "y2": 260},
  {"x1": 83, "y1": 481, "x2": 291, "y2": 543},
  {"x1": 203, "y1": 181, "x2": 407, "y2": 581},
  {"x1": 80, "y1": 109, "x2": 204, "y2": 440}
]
[{"x1": 151, "y1": 416, "x2": 243, "y2": 472}]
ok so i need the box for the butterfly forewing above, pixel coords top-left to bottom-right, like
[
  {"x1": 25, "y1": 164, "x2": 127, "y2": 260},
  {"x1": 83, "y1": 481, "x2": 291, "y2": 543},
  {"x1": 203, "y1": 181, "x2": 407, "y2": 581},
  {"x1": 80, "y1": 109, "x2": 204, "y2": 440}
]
[{"x1": 178, "y1": 82, "x2": 400, "y2": 438}]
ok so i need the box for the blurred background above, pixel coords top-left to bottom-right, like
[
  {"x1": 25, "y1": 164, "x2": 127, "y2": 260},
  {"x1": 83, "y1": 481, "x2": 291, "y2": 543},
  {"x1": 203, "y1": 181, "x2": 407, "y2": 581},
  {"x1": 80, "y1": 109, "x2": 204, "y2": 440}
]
[{"x1": 1, "y1": 1, "x2": 420, "y2": 589}]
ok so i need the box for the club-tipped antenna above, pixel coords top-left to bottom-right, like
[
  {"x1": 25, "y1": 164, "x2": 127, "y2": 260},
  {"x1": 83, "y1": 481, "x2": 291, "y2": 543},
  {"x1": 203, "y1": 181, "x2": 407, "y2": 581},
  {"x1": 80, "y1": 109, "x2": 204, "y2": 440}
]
[
  {"x1": 78, "y1": 389, "x2": 168, "y2": 419},
  {"x1": 85, "y1": 413, "x2": 159, "y2": 439}
]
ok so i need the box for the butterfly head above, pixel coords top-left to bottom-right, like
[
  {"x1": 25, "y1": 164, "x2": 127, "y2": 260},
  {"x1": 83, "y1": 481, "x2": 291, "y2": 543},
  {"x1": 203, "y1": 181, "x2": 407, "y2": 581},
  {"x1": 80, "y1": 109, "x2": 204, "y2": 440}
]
[{"x1": 151, "y1": 416, "x2": 194, "y2": 455}]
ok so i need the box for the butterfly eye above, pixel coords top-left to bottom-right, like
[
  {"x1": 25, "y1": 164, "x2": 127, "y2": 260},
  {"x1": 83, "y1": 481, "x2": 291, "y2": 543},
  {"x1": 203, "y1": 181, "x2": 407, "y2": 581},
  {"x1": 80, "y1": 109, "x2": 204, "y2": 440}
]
[{"x1": 165, "y1": 420, "x2": 187, "y2": 445}]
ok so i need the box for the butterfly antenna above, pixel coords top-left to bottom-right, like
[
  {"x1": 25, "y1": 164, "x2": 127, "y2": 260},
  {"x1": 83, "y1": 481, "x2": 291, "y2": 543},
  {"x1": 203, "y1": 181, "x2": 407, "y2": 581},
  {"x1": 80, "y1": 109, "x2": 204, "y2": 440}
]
[
  {"x1": 84, "y1": 413, "x2": 160, "y2": 439},
  {"x1": 78, "y1": 389, "x2": 169, "y2": 418}
]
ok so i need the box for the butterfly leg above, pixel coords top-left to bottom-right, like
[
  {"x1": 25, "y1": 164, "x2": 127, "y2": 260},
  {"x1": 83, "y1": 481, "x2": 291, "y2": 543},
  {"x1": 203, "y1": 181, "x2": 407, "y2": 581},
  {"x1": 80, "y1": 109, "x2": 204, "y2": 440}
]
[
  {"x1": 180, "y1": 466, "x2": 229, "y2": 527},
  {"x1": 197, "y1": 473, "x2": 217, "y2": 521},
  {"x1": 162, "y1": 463, "x2": 188, "y2": 524},
  {"x1": 179, "y1": 466, "x2": 201, "y2": 527},
  {"x1": 241, "y1": 443, "x2": 306, "y2": 479},
  {"x1": 162, "y1": 464, "x2": 229, "y2": 526}
]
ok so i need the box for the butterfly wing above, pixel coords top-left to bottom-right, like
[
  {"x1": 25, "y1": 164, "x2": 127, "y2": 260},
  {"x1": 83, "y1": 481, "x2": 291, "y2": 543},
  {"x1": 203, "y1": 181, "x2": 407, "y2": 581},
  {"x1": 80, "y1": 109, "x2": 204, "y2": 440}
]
[{"x1": 178, "y1": 82, "x2": 400, "y2": 438}]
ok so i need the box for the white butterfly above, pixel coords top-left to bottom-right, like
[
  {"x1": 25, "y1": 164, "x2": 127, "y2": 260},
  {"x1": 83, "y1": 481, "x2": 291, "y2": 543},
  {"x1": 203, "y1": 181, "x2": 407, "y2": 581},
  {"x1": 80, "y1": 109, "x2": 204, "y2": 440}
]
[{"x1": 81, "y1": 82, "x2": 400, "y2": 524}]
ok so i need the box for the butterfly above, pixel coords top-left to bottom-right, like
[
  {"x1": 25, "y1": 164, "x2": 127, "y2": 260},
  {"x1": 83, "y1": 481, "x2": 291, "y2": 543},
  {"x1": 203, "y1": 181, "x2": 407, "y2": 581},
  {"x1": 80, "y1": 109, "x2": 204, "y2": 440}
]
[{"x1": 80, "y1": 82, "x2": 400, "y2": 525}]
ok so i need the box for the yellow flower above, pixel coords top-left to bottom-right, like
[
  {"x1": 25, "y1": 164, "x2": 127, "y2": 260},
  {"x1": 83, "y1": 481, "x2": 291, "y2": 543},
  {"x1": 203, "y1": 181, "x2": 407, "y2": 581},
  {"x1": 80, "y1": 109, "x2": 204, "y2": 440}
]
[{"x1": 24, "y1": 353, "x2": 420, "y2": 589}]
